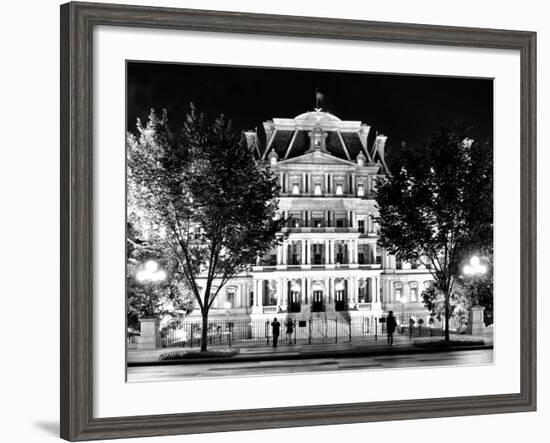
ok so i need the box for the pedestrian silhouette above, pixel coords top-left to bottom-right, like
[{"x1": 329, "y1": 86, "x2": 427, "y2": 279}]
[
  {"x1": 271, "y1": 317, "x2": 281, "y2": 348},
  {"x1": 285, "y1": 318, "x2": 294, "y2": 344},
  {"x1": 386, "y1": 311, "x2": 397, "y2": 345},
  {"x1": 409, "y1": 317, "x2": 415, "y2": 339}
]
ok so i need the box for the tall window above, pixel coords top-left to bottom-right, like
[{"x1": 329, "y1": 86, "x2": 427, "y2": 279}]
[
  {"x1": 357, "y1": 183, "x2": 365, "y2": 196},
  {"x1": 226, "y1": 288, "x2": 236, "y2": 308},
  {"x1": 409, "y1": 282, "x2": 418, "y2": 302},
  {"x1": 314, "y1": 183, "x2": 322, "y2": 195},
  {"x1": 312, "y1": 244, "x2": 322, "y2": 265},
  {"x1": 292, "y1": 183, "x2": 300, "y2": 194},
  {"x1": 394, "y1": 283, "x2": 403, "y2": 302},
  {"x1": 335, "y1": 183, "x2": 343, "y2": 195},
  {"x1": 358, "y1": 219, "x2": 365, "y2": 233}
]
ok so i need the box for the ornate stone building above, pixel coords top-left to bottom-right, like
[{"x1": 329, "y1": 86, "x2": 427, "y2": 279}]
[{"x1": 191, "y1": 109, "x2": 432, "y2": 327}]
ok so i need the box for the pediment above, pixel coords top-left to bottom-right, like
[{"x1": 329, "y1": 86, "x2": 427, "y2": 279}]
[{"x1": 279, "y1": 150, "x2": 357, "y2": 166}]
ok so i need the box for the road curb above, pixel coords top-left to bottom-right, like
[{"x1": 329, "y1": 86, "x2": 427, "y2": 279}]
[{"x1": 128, "y1": 344, "x2": 493, "y2": 367}]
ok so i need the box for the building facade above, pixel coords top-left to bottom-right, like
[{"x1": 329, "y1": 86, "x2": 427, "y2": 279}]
[{"x1": 190, "y1": 109, "x2": 433, "y2": 329}]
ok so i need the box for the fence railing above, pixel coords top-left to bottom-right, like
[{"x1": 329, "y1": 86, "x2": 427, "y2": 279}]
[{"x1": 161, "y1": 312, "x2": 457, "y2": 349}]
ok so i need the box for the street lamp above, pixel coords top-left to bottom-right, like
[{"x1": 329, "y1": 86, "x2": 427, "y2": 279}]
[
  {"x1": 136, "y1": 260, "x2": 167, "y2": 316},
  {"x1": 224, "y1": 301, "x2": 231, "y2": 322},
  {"x1": 399, "y1": 296, "x2": 406, "y2": 333},
  {"x1": 462, "y1": 255, "x2": 487, "y2": 303}
]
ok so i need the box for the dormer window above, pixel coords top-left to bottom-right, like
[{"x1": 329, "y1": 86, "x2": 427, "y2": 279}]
[
  {"x1": 335, "y1": 183, "x2": 343, "y2": 195},
  {"x1": 292, "y1": 183, "x2": 300, "y2": 195},
  {"x1": 309, "y1": 124, "x2": 327, "y2": 151},
  {"x1": 314, "y1": 183, "x2": 322, "y2": 195}
]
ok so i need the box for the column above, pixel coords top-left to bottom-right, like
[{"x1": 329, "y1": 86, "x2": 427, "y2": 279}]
[
  {"x1": 369, "y1": 278, "x2": 375, "y2": 302},
  {"x1": 277, "y1": 279, "x2": 283, "y2": 307},
  {"x1": 276, "y1": 244, "x2": 282, "y2": 265},
  {"x1": 283, "y1": 278, "x2": 288, "y2": 308},
  {"x1": 372, "y1": 243, "x2": 377, "y2": 264},
  {"x1": 300, "y1": 277, "x2": 305, "y2": 304},
  {"x1": 324, "y1": 277, "x2": 329, "y2": 305},
  {"x1": 306, "y1": 277, "x2": 312, "y2": 305},
  {"x1": 282, "y1": 241, "x2": 288, "y2": 265},
  {"x1": 325, "y1": 239, "x2": 330, "y2": 264},
  {"x1": 258, "y1": 280, "x2": 264, "y2": 307},
  {"x1": 301, "y1": 239, "x2": 306, "y2": 264}
]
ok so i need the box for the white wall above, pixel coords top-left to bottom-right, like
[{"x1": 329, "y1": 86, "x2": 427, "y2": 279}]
[{"x1": 0, "y1": 1, "x2": 547, "y2": 442}]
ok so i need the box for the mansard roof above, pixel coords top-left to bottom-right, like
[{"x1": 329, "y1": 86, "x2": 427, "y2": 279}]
[{"x1": 244, "y1": 109, "x2": 390, "y2": 173}]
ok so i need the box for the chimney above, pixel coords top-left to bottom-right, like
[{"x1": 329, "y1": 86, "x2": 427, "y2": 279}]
[
  {"x1": 374, "y1": 134, "x2": 388, "y2": 163},
  {"x1": 358, "y1": 124, "x2": 371, "y2": 149},
  {"x1": 263, "y1": 121, "x2": 275, "y2": 148},
  {"x1": 244, "y1": 130, "x2": 259, "y2": 152}
]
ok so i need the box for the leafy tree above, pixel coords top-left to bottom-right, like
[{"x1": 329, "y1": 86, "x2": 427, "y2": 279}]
[
  {"x1": 127, "y1": 106, "x2": 285, "y2": 351},
  {"x1": 421, "y1": 280, "x2": 471, "y2": 332},
  {"x1": 376, "y1": 125, "x2": 493, "y2": 341},
  {"x1": 126, "y1": 217, "x2": 194, "y2": 331}
]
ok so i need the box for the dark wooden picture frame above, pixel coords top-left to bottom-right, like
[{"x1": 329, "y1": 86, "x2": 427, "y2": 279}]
[{"x1": 60, "y1": 2, "x2": 537, "y2": 441}]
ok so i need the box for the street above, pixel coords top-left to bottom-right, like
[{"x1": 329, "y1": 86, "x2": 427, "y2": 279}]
[{"x1": 127, "y1": 348, "x2": 493, "y2": 382}]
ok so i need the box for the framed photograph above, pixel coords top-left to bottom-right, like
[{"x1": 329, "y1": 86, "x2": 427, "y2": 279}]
[{"x1": 60, "y1": 1, "x2": 536, "y2": 441}]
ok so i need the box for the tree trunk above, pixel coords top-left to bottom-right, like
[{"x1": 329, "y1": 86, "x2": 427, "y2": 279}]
[
  {"x1": 200, "y1": 309, "x2": 209, "y2": 352},
  {"x1": 444, "y1": 290, "x2": 450, "y2": 342}
]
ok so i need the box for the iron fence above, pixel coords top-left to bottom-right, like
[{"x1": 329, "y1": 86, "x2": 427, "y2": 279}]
[{"x1": 161, "y1": 311, "x2": 459, "y2": 348}]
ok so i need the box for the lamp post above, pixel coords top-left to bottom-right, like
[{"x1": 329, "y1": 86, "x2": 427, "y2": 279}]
[
  {"x1": 136, "y1": 260, "x2": 167, "y2": 317},
  {"x1": 462, "y1": 255, "x2": 488, "y2": 335},
  {"x1": 135, "y1": 260, "x2": 167, "y2": 350},
  {"x1": 224, "y1": 301, "x2": 231, "y2": 323},
  {"x1": 462, "y1": 255, "x2": 487, "y2": 303},
  {"x1": 399, "y1": 296, "x2": 406, "y2": 333}
]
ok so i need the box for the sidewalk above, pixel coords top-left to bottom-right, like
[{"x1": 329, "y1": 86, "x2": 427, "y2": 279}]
[{"x1": 128, "y1": 333, "x2": 493, "y2": 366}]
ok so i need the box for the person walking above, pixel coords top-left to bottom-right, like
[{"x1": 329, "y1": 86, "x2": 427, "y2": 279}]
[
  {"x1": 386, "y1": 311, "x2": 397, "y2": 346},
  {"x1": 271, "y1": 317, "x2": 281, "y2": 348},
  {"x1": 285, "y1": 318, "x2": 294, "y2": 344},
  {"x1": 409, "y1": 317, "x2": 415, "y2": 339}
]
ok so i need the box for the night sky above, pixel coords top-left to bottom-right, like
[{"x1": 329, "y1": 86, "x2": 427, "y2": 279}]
[{"x1": 127, "y1": 61, "x2": 493, "y2": 160}]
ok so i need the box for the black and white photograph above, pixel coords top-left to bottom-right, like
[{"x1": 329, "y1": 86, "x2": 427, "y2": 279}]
[
  {"x1": 125, "y1": 62, "x2": 494, "y2": 381},
  {"x1": 1, "y1": 0, "x2": 544, "y2": 441}
]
